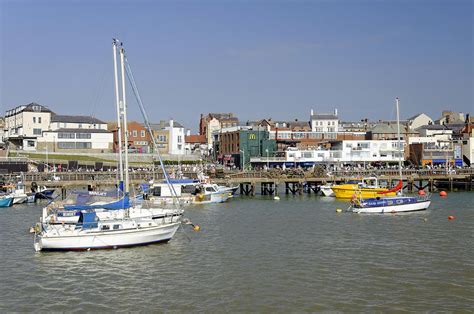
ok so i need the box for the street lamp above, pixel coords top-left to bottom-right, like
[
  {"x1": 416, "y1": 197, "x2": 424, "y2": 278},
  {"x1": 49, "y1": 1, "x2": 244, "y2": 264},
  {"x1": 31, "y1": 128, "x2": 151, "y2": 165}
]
[
  {"x1": 239, "y1": 149, "x2": 245, "y2": 171},
  {"x1": 265, "y1": 148, "x2": 269, "y2": 169}
]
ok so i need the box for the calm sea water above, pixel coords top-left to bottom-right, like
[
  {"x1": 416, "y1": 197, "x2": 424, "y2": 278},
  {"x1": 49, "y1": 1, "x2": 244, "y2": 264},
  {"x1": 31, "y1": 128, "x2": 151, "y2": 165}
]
[{"x1": 0, "y1": 193, "x2": 473, "y2": 312}]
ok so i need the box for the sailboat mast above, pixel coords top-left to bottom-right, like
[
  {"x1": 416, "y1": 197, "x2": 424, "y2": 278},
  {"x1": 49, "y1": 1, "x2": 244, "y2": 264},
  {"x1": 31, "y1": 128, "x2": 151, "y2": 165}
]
[
  {"x1": 120, "y1": 47, "x2": 130, "y2": 193},
  {"x1": 396, "y1": 97, "x2": 403, "y2": 186},
  {"x1": 112, "y1": 39, "x2": 124, "y2": 184}
]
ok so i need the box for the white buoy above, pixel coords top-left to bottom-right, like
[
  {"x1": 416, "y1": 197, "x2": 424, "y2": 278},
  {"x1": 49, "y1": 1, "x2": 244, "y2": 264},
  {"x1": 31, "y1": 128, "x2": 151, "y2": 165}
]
[{"x1": 274, "y1": 196, "x2": 280, "y2": 200}]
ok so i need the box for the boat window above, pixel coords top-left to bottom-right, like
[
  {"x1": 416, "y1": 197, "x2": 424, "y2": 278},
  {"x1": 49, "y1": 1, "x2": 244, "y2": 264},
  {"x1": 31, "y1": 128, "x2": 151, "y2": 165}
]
[
  {"x1": 205, "y1": 187, "x2": 215, "y2": 192},
  {"x1": 113, "y1": 224, "x2": 120, "y2": 230},
  {"x1": 152, "y1": 186, "x2": 161, "y2": 196},
  {"x1": 101, "y1": 225, "x2": 110, "y2": 230}
]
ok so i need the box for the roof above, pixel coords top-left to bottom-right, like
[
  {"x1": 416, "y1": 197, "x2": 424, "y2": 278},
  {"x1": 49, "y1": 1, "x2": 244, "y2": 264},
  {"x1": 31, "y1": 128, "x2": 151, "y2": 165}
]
[
  {"x1": 406, "y1": 113, "x2": 424, "y2": 121},
  {"x1": 149, "y1": 120, "x2": 184, "y2": 129},
  {"x1": 5, "y1": 102, "x2": 53, "y2": 117},
  {"x1": 311, "y1": 114, "x2": 338, "y2": 120},
  {"x1": 369, "y1": 123, "x2": 403, "y2": 134},
  {"x1": 51, "y1": 114, "x2": 105, "y2": 124},
  {"x1": 416, "y1": 124, "x2": 449, "y2": 131},
  {"x1": 207, "y1": 113, "x2": 238, "y2": 121},
  {"x1": 44, "y1": 128, "x2": 111, "y2": 133},
  {"x1": 185, "y1": 134, "x2": 206, "y2": 143}
]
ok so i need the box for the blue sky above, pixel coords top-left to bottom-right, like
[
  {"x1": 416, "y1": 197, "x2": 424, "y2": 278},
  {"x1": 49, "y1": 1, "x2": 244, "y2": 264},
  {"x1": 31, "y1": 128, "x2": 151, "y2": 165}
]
[{"x1": 1, "y1": 0, "x2": 472, "y2": 131}]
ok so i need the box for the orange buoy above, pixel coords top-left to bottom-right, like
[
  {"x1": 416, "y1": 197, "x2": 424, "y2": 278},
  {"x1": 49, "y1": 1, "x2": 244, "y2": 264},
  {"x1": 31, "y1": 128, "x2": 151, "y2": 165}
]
[
  {"x1": 418, "y1": 190, "x2": 426, "y2": 196},
  {"x1": 439, "y1": 191, "x2": 447, "y2": 197},
  {"x1": 448, "y1": 215, "x2": 455, "y2": 220}
]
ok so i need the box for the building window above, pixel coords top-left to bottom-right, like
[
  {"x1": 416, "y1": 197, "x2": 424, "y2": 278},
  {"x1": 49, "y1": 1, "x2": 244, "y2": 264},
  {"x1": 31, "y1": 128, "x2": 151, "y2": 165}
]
[
  {"x1": 78, "y1": 124, "x2": 82, "y2": 128},
  {"x1": 76, "y1": 142, "x2": 92, "y2": 149},
  {"x1": 58, "y1": 132, "x2": 75, "y2": 139},
  {"x1": 39, "y1": 117, "x2": 42, "y2": 123},
  {"x1": 177, "y1": 135, "x2": 182, "y2": 143},
  {"x1": 33, "y1": 117, "x2": 36, "y2": 123},
  {"x1": 133, "y1": 130, "x2": 138, "y2": 137},
  {"x1": 33, "y1": 128, "x2": 42, "y2": 135},
  {"x1": 63, "y1": 123, "x2": 67, "y2": 128},
  {"x1": 178, "y1": 144, "x2": 182, "y2": 150},
  {"x1": 76, "y1": 133, "x2": 91, "y2": 139},
  {"x1": 141, "y1": 130, "x2": 145, "y2": 137},
  {"x1": 27, "y1": 140, "x2": 35, "y2": 147},
  {"x1": 58, "y1": 142, "x2": 76, "y2": 149}
]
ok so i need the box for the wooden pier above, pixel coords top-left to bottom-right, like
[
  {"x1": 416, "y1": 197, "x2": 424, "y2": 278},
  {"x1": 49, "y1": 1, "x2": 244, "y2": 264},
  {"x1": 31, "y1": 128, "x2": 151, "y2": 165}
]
[{"x1": 1, "y1": 168, "x2": 472, "y2": 196}]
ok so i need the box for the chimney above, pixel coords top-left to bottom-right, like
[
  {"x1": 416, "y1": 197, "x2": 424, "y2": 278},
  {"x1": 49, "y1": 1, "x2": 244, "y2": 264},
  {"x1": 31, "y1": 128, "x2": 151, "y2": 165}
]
[
  {"x1": 334, "y1": 108, "x2": 338, "y2": 116},
  {"x1": 186, "y1": 129, "x2": 191, "y2": 136},
  {"x1": 310, "y1": 109, "x2": 314, "y2": 116},
  {"x1": 169, "y1": 119, "x2": 174, "y2": 128}
]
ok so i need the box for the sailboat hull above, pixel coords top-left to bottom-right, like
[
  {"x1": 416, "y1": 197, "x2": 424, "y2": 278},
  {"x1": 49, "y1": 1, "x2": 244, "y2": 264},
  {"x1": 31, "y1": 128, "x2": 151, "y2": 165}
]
[{"x1": 36, "y1": 222, "x2": 180, "y2": 251}]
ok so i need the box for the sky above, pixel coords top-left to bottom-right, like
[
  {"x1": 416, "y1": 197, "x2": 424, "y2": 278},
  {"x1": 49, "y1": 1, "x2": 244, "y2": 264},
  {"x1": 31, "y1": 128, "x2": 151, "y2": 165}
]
[{"x1": 1, "y1": 0, "x2": 473, "y2": 132}]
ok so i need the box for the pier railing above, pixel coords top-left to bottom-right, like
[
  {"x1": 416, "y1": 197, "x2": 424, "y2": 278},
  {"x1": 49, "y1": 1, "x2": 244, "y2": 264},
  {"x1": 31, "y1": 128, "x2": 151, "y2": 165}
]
[{"x1": 227, "y1": 168, "x2": 474, "y2": 180}]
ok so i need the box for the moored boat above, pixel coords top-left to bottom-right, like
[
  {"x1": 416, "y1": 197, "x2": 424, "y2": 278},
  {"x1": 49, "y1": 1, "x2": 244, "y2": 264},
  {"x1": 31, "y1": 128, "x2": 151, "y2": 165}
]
[
  {"x1": 331, "y1": 177, "x2": 396, "y2": 199},
  {"x1": 349, "y1": 98, "x2": 431, "y2": 214},
  {"x1": 33, "y1": 39, "x2": 183, "y2": 251},
  {"x1": 0, "y1": 196, "x2": 14, "y2": 207}
]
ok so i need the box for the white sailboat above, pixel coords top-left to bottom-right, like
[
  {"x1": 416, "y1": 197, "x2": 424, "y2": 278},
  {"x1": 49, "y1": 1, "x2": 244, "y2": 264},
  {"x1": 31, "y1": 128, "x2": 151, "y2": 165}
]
[
  {"x1": 33, "y1": 39, "x2": 182, "y2": 251},
  {"x1": 350, "y1": 98, "x2": 431, "y2": 214}
]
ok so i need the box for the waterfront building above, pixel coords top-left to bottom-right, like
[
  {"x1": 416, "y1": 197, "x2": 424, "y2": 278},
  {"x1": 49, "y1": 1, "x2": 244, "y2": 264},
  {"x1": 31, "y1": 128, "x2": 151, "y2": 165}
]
[
  {"x1": 184, "y1": 133, "x2": 208, "y2": 156},
  {"x1": 216, "y1": 126, "x2": 276, "y2": 169},
  {"x1": 37, "y1": 114, "x2": 112, "y2": 153},
  {"x1": 250, "y1": 139, "x2": 405, "y2": 168},
  {"x1": 38, "y1": 128, "x2": 113, "y2": 153},
  {"x1": 199, "y1": 113, "x2": 239, "y2": 147},
  {"x1": 4, "y1": 103, "x2": 53, "y2": 150},
  {"x1": 150, "y1": 120, "x2": 185, "y2": 155},
  {"x1": 110, "y1": 121, "x2": 151, "y2": 153}
]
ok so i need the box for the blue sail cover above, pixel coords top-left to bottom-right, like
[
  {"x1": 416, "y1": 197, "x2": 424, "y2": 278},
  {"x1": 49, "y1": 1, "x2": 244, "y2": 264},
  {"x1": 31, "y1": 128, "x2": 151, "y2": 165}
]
[
  {"x1": 64, "y1": 195, "x2": 130, "y2": 210},
  {"x1": 166, "y1": 179, "x2": 198, "y2": 184},
  {"x1": 78, "y1": 212, "x2": 98, "y2": 229}
]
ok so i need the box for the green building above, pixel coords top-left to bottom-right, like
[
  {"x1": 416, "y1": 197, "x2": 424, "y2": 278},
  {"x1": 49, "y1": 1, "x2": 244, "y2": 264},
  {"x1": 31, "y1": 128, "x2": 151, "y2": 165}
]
[{"x1": 239, "y1": 129, "x2": 276, "y2": 169}]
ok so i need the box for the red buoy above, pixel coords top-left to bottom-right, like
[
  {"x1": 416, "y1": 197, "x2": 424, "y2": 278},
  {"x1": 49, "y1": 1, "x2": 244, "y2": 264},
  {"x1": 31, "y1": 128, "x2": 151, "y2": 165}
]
[
  {"x1": 418, "y1": 190, "x2": 426, "y2": 196},
  {"x1": 440, "y1": 191, "x2": 447, "y2": 197},
  {"x1": 448, "y1": 215, "x2": 455, "y2": 220}
]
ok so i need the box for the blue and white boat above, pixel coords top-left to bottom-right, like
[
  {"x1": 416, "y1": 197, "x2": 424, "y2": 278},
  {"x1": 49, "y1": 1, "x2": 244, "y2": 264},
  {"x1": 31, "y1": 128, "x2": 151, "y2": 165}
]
[
  {"x1": 0, "y1": 196, "x2": 13, "y2": 207},
  {"x1": 351, "y1": 195, "x2": 431, "y2": 214},
  {"x1": 350, "y1": 98, "x2": 431, "y2": 214}
]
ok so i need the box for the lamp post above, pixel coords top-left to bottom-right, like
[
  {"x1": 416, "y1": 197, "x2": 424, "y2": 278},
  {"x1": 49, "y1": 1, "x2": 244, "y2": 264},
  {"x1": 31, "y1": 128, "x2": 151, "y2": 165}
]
[
  {"x1": 239, "y1": 149, "x2": 245, "y2": 171},
  {"x1": 265, "y1": 148, "x2": 269, "y2": 169}
]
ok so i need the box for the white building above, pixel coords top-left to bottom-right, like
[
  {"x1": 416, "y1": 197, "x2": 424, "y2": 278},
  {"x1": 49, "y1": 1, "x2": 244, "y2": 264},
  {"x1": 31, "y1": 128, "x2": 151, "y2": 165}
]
[
  {"x1": 406, "y1": 113, "x2": 433, "y2": 130},
  {"x1": 37, "y1": 129, "x2": 113, "y2": 153},
  {"x1": 150, "y1": 120, "x2": 186, "y2": 155},
  {"x1": 462, "y1": 128, "x2": 474, "y2": 167},
  {"x1": 310, "y1": 109, "x2": 339, "y2": 132},
  {"x1": 251, "y1": 140, "x2": 405, "y2": 166},
  {"x1": 37, "y1": 115, "x2": 112, "y2": 152},
  {"x1": 416, "y1": 125, "x2": 453, "y2": 139},
  {"x1": 50, "y1": 115, "x2": 108, "y2": 131},
  {"x1": 4, "y1": 103, "x2": 53, "y2": 150}
]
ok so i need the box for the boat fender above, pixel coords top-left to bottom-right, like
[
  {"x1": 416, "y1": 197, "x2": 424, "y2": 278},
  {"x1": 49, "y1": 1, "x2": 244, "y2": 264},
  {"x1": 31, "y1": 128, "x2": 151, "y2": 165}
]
[
  {"x1": 336, "y1": 208, "x2": 342, "y2": 213},
  {"x1": 440, "y1": 191, "x2": 447, "y2": 197},
  {"x1": 448, "y1": 215, "x2": 455, "y2": 220}
]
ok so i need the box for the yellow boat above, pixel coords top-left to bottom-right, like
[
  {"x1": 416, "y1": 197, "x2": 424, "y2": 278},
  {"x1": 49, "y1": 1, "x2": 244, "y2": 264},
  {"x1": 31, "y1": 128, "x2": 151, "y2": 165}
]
[{"x1": 331, "y1": 177, "x2": 396, "y2": 199}]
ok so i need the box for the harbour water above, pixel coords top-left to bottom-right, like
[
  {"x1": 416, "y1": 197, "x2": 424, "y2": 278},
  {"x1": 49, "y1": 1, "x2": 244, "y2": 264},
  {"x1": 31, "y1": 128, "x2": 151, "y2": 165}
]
[{"x1": 1, "y1": 193, "x2": 473, "y2": 311}]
